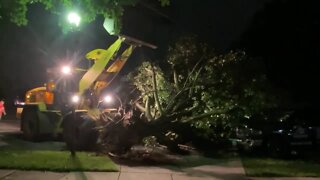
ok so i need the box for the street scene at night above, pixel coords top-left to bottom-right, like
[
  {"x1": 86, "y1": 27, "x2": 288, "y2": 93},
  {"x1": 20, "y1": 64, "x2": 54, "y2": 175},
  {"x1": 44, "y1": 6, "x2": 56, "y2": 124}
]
[{"x1": 0, "y1": 0, "x2": 320, "y2": 179}]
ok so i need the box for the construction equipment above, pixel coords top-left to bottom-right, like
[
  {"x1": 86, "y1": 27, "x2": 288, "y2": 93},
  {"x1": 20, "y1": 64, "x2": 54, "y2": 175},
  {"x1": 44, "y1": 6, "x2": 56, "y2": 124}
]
[{"x1": 18, "y1": 35, "x2": 156, "y2": 141}]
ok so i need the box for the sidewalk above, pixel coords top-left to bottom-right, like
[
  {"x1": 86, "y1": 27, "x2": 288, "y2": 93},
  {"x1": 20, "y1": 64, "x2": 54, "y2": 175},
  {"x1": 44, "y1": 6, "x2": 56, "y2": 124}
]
[
  {"x1": 0, "y1": 158, "x2": 247, "y2": 180},
  {"x1": 248, "y1": 178, "x2": 320, "y2": 180},
  {"x1": 2, "y1": 165, "x2": 320, "y2": 180}
]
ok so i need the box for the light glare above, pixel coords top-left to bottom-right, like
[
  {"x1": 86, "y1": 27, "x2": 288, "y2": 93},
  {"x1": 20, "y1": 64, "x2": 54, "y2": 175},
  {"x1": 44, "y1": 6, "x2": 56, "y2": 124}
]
[
  {"x1": 67, "y1": 12, "x2": 81, "y2": 26},
  {"x1": 104, "y1": 95, "x2": 112, "y2": 103},
  {"x1": 72, "y1": 95, "x2": 80, "y2": 103},
  {"x1": 61, "y1": 66, "x2": 71, "y2": 75}
]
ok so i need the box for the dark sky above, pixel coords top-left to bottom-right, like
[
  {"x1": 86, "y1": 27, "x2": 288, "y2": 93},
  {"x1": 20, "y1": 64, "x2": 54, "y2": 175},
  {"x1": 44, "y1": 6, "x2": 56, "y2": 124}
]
[
  {"x1": 0, "y1": 0, "x2": 283, "y2": 110},
  {"x1": 236, "y1": 0, "x2": 320, "y2": 106},
  {"x1": 0, "y1": 4, "x2": 112, "y2": 100}
]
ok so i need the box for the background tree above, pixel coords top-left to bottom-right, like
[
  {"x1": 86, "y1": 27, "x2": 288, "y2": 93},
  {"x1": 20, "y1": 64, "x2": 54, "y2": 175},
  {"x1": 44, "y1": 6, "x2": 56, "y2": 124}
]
[{"x1": 237, "y1": 0, "x2": 320, "y2": 108}]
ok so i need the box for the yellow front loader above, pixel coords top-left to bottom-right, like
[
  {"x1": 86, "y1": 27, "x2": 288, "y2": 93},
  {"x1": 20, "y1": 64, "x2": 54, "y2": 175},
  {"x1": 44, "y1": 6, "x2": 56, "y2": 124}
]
[{"x1": 19, "y1": 35, "x2": 155, "y2": 142}]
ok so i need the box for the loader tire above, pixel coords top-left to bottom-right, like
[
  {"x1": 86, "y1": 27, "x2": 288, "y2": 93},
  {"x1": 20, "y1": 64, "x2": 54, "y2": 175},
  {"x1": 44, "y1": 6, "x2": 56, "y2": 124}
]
[
  {"x1": 62, "y1": 111, "x2": 99, "y2": 151},
  {"x1": 21, "y1": 105, "x2": 39, "y2": 141}
]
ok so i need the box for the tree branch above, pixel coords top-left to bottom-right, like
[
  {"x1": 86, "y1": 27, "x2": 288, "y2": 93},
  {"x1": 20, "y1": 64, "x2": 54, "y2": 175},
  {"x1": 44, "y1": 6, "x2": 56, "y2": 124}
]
[
  {"x1": 181, "y1": 109, "x2": 229, "y2": 123},
  {"x1": 145, "y1": 96, "x2": 153, "y2": 121},
  {"x1": 151, "y1": 64, "x2": 164, "y2": 116}
]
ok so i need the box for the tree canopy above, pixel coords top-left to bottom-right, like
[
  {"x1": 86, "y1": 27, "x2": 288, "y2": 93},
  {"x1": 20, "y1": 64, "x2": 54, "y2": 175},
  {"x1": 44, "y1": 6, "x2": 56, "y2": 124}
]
[
  {"x1": 237, "y1": 0, "x2": 320, "y2": 106},
  {"x1": 0, "y1": 0, "x2": 170, "y2": 32}
]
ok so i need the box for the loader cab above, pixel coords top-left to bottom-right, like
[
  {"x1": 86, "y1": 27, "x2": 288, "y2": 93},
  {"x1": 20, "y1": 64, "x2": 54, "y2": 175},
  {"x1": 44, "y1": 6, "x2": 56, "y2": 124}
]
[
  {"x1": 25, "y1": 87, "x2": 54, "y2": 105},
  {"x1": 16, "y1": 82, "x2": 56, "y2": 119}
]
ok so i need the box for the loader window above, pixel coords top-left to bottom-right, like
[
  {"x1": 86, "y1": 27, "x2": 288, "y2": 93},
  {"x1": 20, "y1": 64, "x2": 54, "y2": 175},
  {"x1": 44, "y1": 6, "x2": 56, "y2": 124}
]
[{"x1": 26, "y1": 90, "x2": 47, "y2": 103}]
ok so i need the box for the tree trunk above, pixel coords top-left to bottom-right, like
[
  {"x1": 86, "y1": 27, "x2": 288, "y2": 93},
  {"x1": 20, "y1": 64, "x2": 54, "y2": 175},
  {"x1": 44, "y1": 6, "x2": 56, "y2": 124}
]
[{"x1": 151, "y1": 64, "x2": 163, "y2": 116}]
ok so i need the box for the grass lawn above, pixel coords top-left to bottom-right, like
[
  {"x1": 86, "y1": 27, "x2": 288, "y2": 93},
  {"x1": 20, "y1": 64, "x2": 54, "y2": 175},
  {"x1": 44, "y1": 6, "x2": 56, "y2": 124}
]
[
  {"x1": 242, "y1": 156, "x2": 320, "y2": 177},
  {"x1": 176, "y1": 153, "x2": 240, "y2": 168},
  {"x1": 0, "y1": 134, "x2": 118, "y2": 172}
]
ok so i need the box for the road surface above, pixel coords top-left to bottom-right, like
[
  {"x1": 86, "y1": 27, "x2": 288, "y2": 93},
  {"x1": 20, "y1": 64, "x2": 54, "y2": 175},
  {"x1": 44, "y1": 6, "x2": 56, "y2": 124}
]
[{"x1": 0, "y1": 119, "x2": 20, "y2": 133}]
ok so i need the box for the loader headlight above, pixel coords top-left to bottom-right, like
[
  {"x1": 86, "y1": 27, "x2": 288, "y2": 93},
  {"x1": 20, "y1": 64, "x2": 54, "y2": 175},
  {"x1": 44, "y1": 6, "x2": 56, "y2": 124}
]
[
  {"x1": 61, "y1": 66, "x2": 71, "y2": 75},
  {"x1": 104, "y1": 95, "x2": 112, "y2": 103},
  {"x1": 71, "y1": 95, "x2": 80, "y2": 103}
]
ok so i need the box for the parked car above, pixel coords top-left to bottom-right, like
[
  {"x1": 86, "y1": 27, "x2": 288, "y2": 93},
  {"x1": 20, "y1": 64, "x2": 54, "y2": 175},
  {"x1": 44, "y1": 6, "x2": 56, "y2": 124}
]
[{"x1": 233, "y1": 109, "x2": 320, "y2": 157}]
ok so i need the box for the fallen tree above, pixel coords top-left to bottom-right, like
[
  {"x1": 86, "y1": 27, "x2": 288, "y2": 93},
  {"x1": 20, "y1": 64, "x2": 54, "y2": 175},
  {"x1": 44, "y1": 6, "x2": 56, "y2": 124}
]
[{"x1": 87, "y1": 36, "x2": 278, "y2": 154}]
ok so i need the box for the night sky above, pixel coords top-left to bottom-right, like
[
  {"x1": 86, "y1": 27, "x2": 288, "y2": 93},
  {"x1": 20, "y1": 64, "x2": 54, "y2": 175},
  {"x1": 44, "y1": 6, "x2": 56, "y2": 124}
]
[{"x1": 1, "y1": 0, "x2": 318, "y2": 112}]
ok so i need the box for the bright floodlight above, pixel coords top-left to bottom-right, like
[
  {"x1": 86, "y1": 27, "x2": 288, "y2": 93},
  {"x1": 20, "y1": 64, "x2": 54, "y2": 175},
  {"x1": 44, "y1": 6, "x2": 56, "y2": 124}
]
[
  {"x1": 61, "y1": 66, "x2": 71, "y2": 75},
  {"x1": 67, "y1": 12, "x2": 81, "y2": 26},
  {"x1": 104, "y1": 95, "x2": 112, "y2": 103},
  {"x1": 72, "y1": 95, "x2": 80, "y2": 103}
]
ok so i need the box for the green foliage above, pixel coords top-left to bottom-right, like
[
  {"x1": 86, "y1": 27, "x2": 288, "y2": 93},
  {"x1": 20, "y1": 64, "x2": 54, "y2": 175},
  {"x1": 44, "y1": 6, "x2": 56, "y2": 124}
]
[
  {"x1": 0, "y1": 0, "x2": 170, "y2": 32},
  {"x1": 130, "y1": 36, "x2": 278, "y2": 142},
  {"x1": 143, "y1": 136, "x2": 158, "y2": 148},
  {"x1": 129, "y1": 61, "x2": 172, "y2": 120},
  {"x1": 158, "y1": 0, "x2": 170, "y2": 6}
]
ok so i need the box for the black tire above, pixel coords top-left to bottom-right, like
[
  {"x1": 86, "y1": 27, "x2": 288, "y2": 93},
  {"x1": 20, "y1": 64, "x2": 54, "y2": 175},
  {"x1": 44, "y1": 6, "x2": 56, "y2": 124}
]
[
  {"x1": 21, "y1": 105, "x2": 39, "y2": 141},
  {"x1": 62, "y1": 112, "x2": 99, "y2": 151}
]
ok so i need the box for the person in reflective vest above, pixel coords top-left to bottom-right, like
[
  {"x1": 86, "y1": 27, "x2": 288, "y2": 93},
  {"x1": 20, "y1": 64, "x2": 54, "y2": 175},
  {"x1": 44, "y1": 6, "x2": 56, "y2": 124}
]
[{"x1": 0, "y1": 100, "x2": 6, "y2": 120}]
